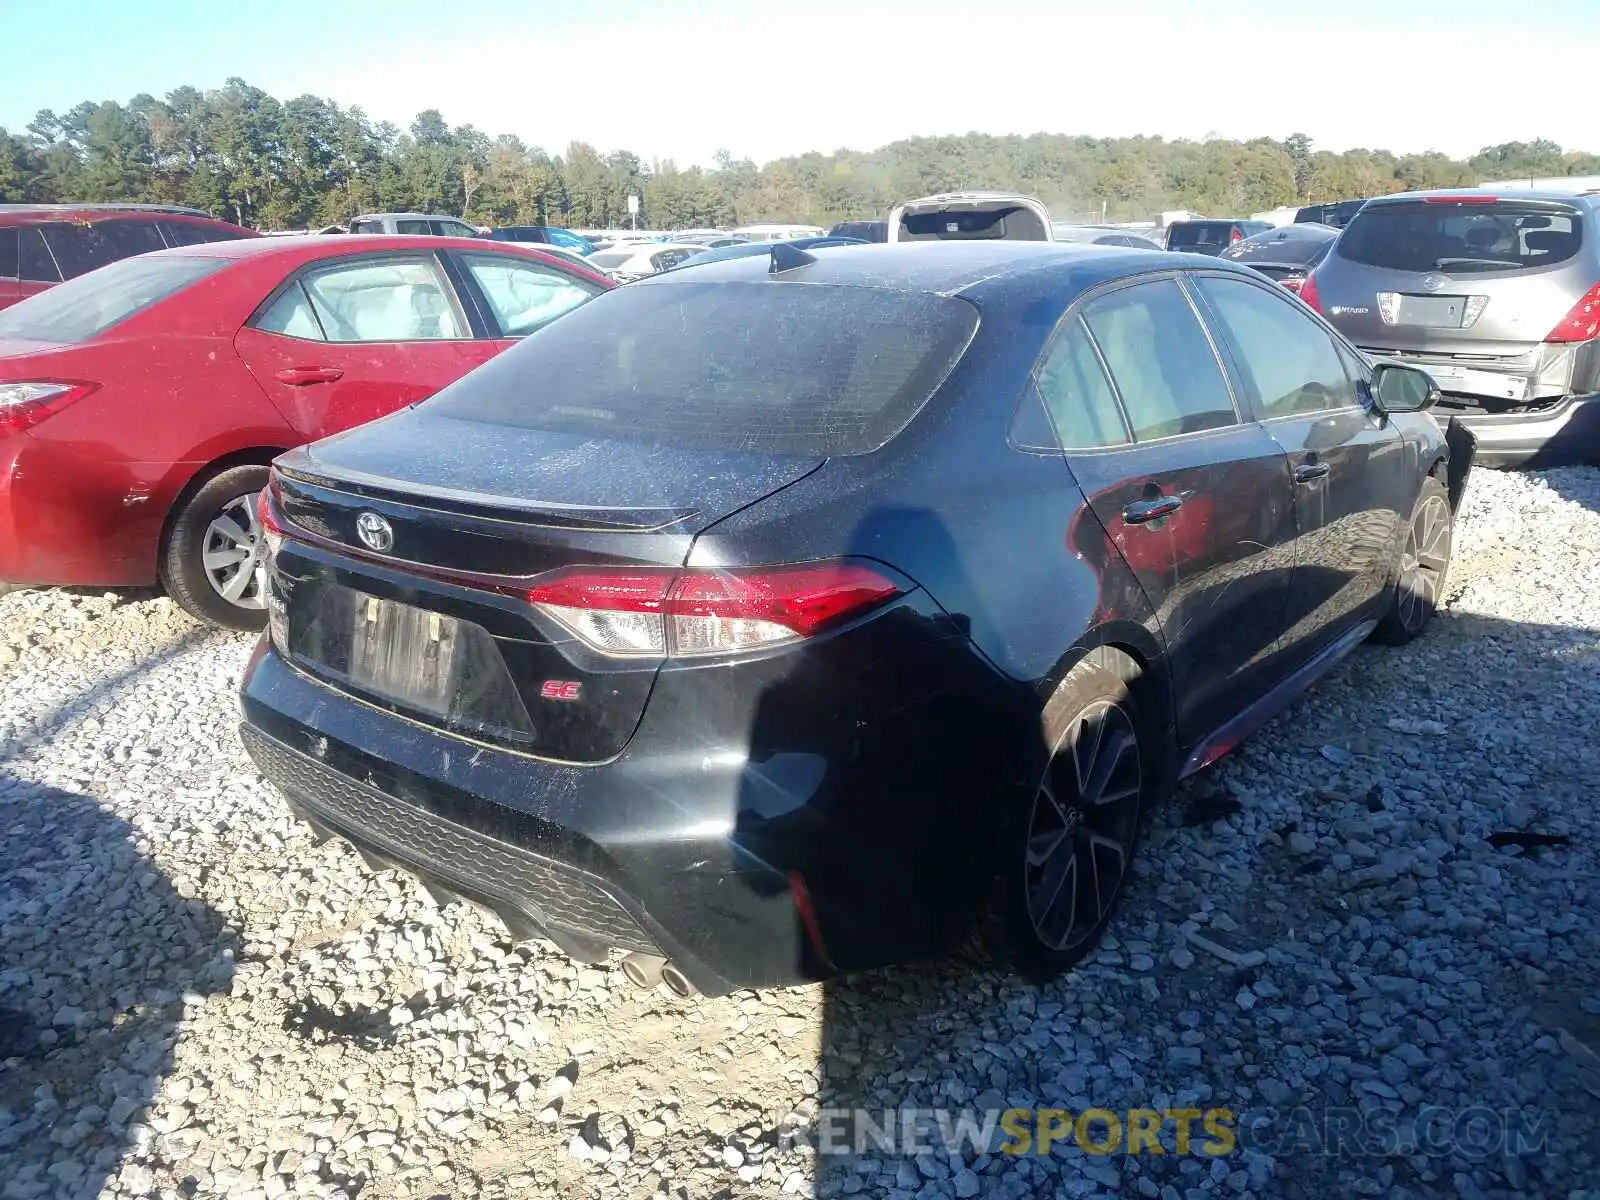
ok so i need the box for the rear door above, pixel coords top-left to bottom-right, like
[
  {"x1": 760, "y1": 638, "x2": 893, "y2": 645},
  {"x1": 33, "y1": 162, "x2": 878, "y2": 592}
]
[
  {"x1": 1192, "y1": 273, "x2": 1409, "y2": 656},
  {"x1": 1316, "y1": 196, "x2": 1592, "y2": 360},
  {"x1": 1056, "y1": 276, "x2": 1298, "y2": 746},
  {"x1": 234, "y1": 251, "x2": 502, "y2": 441}
]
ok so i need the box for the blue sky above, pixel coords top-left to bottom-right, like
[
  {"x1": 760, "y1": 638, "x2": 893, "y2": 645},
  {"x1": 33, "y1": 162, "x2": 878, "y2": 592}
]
[{"x1": 4, "y1": 0, "x2": 1597, "y2": 166}]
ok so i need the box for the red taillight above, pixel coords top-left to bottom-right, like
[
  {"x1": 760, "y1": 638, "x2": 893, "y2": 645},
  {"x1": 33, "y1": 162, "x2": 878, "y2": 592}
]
[
  {"x1": 1280, "y1": 276, "x2": 1305, "y2": 294},
  {"x1": 524, "y1": 560, "x2": 904, "y2": 658},
  {"x1": 1297, "y1": 272, "x2": 1322, "y2": 312},
  {"x1": 0, "y1": 381, "x2": 96, "y2": 436},
  {"x1": 1422, "y1": 194, "x2": 1500, "y2": 205},
  {"x1": 1230, "y1": 229, "x2": 1242, "y2": 243},
  {"x1": 1545, "y1": 282, "x2": 1600, "y2": 343}
]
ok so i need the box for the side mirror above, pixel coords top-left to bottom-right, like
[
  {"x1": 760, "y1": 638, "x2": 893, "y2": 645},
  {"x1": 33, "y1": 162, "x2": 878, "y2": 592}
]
[{"x1": 1371, "y1": 361, "x2": 1441, "y2": 414}]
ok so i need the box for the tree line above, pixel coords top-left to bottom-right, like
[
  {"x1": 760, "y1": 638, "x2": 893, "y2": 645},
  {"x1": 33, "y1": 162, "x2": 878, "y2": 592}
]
[{"x1": 3, "y1": 79, "x2": 1598, "y2": 231}]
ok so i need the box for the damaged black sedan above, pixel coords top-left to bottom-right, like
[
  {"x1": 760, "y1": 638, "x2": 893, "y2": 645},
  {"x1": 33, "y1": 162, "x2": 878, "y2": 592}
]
[{"x1": 240, "y1": 241, "x2": 1471, "y2": 995}]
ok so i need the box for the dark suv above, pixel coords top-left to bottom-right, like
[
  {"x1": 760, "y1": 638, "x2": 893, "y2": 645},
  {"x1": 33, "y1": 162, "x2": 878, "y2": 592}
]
[{"x1": 0, "y1": 204, "x2": 258, "y2": 311}]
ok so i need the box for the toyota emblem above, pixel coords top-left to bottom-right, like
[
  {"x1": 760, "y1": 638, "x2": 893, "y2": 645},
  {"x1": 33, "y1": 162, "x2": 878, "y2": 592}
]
[
  {"x1": 1421, "y1": 273, "x2": 1447, "y2": 293},
  {"x1": 355, "y1": 511, "x2": 394, "y2": 553}
]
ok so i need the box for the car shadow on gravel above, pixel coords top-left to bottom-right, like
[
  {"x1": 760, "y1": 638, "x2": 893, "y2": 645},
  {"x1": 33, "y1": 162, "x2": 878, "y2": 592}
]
[
  {"x1": 0, "y1": 768, "x2": 236, "y2": 1199},
  {"x1": 792, "y1": 591, "x2": 1600, "y2": 1197}
]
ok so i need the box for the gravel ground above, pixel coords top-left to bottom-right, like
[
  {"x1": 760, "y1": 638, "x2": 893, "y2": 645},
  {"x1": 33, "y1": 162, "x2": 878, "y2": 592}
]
[{"x1": 2, "y1": 466, "x2": 1598, "y2": 1200}]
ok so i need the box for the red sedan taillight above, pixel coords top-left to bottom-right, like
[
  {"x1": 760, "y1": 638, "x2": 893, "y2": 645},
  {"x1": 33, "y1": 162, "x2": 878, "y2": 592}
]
[
  {"x1": 526, "y1": 560, "x2": 904, "y2": 658},
  {"x1": 0, "y1": 381, "x2": 97, "y2": 436}
]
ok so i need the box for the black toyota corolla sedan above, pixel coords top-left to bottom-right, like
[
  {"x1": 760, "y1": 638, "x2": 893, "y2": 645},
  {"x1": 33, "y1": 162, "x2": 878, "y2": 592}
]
[{"x1": 239, "y1": 241, "x2": 1474, "y2": 996}]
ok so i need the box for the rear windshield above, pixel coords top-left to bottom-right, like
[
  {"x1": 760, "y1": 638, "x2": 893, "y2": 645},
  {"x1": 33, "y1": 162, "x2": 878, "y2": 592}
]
[
  {"x1": 1337, "y1": 201, "x2": 1584, "y2": 274},
  {"x1": 1220, "y1": 228, "x2": 1337, "y2": 266},
  {"x1": 0, "y1": 253, "x2": 224, "y2": 343},
  {"x1": 1168, "y1": 223, "x2": 1237, "y2": 248},
  {"x1": 43, "y1": 219, "x2": 169, "y2": 279},
  {"x1": 422, "y1": 279, "x2": 980, "y2": 455},
  {"x1": 587, "y1": 250, "x2": 634, "y2": 268}
]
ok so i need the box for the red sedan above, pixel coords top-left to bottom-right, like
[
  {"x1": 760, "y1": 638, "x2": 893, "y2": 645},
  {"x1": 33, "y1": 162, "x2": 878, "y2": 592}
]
[{"x1": 0, "y1": 235, "x2": 611, "y2": 628}]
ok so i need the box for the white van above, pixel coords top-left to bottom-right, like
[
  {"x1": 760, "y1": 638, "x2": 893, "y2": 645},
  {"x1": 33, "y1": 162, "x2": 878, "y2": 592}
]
[
  {"x1": 731, "y1": 223, "x2": 827, "y2": 241},
  {"x1": 887, "y1": 192, "x2": 1053, "y2": 242}
]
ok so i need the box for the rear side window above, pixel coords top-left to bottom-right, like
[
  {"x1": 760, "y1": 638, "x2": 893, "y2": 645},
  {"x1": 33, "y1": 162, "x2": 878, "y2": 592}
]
[
  {"x1": 0, "y1": 253, "x2": 224, "y2": 343},
  {"x1": 1034, "y1": 316, "x2": 1129, "y2": 449},
  {"x1": 256, "y1": 281, "x2": 327, "y2": 341},
  {"x1": 1196, "y1": 276, "x2": 1359, "y2": 418},
  {"x1": 1081, "y1": 279, "x2": 1237, "y2": 441},
  {"x1": 18, "y1": 228, "x2": 59, "y2": 282},
  {"x1": 396, "y1": 219, "x2": 430, "y2": 235},
  {"x1": 298, "y1": 257, "x2": 468, "y2": 342},
  {"x1": 0, "y1": 228, "x2": 16, "y2": 279},
  {"x1": 422, "y1": 279, "x2": 980, "y2": 455},
  {"x1": 43, "y1": 219, "x2": 168, "y2": 279},
  {"x1": 1338, "y1": 201, "x2": 1584, "y2": 274}
]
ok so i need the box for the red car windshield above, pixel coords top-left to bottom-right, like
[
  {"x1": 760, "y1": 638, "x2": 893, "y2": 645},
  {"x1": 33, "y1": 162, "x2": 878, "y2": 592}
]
[{"x1": 0, "y1": 253, "x2": 227, "y2": 344}]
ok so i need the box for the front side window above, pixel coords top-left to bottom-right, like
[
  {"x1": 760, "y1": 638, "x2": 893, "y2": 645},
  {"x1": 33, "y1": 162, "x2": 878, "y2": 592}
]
[
  {"x1": 0, "y1": 253, "x2": 224, "y2": 343},
  {"x1": 1034, "y1": 315, "x2": 1129, "y2": 449},
  {"x1": 1196, "y1": 276, "x2": 1359, "y2": 418},
  {"x1": 431, "y1": 220, "x2": 476, "y2": 238},
  {"x1": 43, "y1": 219, "x2": 168, "y2": 279},
  {"x1": 1081, "y1": 279, "x2": 1237, "y2": 441},
  {"x1": 160, "y1": 220, "x2": 251, "y2": 247},
  {"x1": 298, "y1": 257, "x2": 468, "y2": 342},
  {"x1": 459, "y1": 253, "x2": 598, "y2": 337},
  {"x1": 395, "y1": 219, "x2": 431, "y2": 235}
]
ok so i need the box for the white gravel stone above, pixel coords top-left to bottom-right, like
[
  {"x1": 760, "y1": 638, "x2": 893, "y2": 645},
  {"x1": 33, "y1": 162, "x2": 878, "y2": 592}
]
[{"x1": 1, "y1": 466, "x2": 1598, "y2": 1197}]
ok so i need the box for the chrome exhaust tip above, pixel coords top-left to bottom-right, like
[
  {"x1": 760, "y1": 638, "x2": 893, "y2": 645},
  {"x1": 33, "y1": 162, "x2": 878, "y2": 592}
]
[
  {"x1": 659, "y1": 961, "x2": 698, "y2": 998},
  {"x1": 620, "y1": 953, "x2": 665, "y2": 989}
]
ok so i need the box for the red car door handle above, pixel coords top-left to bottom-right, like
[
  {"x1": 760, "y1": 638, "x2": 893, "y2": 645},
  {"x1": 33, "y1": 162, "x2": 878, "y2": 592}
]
[
  {"x1": 1123, "y1": 495, "x2": 1184, "y2": 524},
  {"x1": 274, "y1": 367, "x2": 344, "y2": 386}
]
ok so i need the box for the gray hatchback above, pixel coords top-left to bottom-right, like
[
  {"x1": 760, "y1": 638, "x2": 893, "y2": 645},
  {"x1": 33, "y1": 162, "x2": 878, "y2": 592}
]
[{"x1": 1304, "y1": 188, "x2": 1600, "y2": 466}]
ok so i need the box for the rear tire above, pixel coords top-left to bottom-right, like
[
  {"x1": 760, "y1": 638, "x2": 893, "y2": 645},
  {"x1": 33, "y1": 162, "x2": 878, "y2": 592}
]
[
  {"x1": 160, "y1": 464, "x2": 270, "y2": 632},
  {"x1": 980, "y1": 651, "x2": 1159, "y2": 980},
  {"x1": 1372, "y1": 475, "x2": 1453, "y2": 646}
]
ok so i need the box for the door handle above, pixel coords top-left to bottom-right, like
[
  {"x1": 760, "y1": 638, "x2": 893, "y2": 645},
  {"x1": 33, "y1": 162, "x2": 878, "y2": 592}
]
[
  {"x1": 1293, "y1": 461, "x2": 1331, "y2": 483},
  {"x1": 1122, "y1": 495, "x2": 1184, "y2": 524},
  {"x1": 274, "y1": 366, "x2": 344, "y2": 386}
]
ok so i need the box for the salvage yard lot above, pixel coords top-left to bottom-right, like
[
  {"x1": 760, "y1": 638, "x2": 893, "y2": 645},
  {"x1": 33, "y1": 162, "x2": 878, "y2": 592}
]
[{"x1": 2, "y1": 467, "x2": 1598, "y2": 1200}]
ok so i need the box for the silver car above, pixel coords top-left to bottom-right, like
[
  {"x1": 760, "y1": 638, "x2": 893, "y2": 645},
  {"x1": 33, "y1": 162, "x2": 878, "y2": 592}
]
[{"x1": 1305, "y1": 188, "x2": 1600, "y2": 467}]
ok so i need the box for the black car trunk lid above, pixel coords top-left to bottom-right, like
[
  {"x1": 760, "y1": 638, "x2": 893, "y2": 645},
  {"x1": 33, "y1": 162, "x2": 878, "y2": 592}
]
[{"x1": 267, "y1": 408, "x2": 824, "y2": 763}]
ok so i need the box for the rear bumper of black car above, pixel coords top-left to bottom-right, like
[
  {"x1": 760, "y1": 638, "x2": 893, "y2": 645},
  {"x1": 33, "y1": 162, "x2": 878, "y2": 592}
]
[
  {"x1": 238, "y1": 604, "x2": 1029, "y2": 994},
  {"x1": 1438, "y1": 393, "x2": 1600, "y2": 469}
]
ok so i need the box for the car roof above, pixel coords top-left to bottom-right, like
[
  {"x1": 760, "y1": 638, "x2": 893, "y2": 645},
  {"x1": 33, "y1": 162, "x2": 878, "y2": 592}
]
[
  {"x1": 639, "y1": 240, "x2": 1238, "y2": 297},
  {"x1": 135, "y1": 234, "x2": 591, "y2": 268},
  {"x1": 352, "y1": 212, "x2": 471, "y2": 221},
  {"x1": 0, "y1": 204, "x2": 234, "y2": 224},
  {"x1": 1365, "y1": 187, "x2": 1600, "y2": 210}
]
